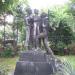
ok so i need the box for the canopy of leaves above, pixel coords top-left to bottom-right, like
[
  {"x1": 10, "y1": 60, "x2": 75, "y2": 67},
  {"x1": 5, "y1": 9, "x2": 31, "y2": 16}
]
[
  {"x1": 48, "y1": 5, "x2": 74, "y2": 47},
  {"x1": 0, "y1": 0, "x2": 18, "y2": 13},
  {"x1": 0, "y1": 0, "x2": 28, "y2": 14}
]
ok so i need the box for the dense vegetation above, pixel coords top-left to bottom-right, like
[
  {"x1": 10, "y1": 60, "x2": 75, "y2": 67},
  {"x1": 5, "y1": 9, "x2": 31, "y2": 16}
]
[{"x1": 0, "y1": 0, "x2": 75, "y2": 56}]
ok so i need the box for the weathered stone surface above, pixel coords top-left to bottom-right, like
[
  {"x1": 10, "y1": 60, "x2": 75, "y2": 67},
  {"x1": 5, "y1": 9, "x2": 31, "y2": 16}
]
[
  {"x1": 14, "y1": 50, "x2": 56, "y2": 75},
  {"x1": 14, "y1": 61, "x2": 53, "y2": 75},
  {"x1": 19, "y1": 50, "x2": 46, "y2": 62}
]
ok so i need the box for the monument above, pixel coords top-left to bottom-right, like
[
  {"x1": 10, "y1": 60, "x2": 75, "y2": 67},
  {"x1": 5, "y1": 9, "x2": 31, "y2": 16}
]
[{"x1": 14, "y1": 7, "x2": 68, "y2": 75}]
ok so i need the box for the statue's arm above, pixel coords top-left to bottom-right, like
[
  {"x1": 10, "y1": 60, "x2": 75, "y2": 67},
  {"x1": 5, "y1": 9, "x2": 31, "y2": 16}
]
[{"x1": 24, "y1": 16, "x2": 30, "y2": 26}]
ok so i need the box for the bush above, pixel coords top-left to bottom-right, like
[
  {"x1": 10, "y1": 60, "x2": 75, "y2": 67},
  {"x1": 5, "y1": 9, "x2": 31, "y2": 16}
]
[
  {"x1": 0, "y1": 47, "x2": 14, "y2": 57},
  {"x1": 51, "y1": 41, "x2": 66, "y2": 55},
  {"x1": 67, "y1": 43, "x2": 75, "y2": 55}
]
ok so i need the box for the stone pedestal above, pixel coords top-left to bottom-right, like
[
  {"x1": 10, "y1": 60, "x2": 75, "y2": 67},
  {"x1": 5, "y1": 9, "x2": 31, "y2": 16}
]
[{"x1": 14, "y1": 50, "x2": 57, "y2": 75}]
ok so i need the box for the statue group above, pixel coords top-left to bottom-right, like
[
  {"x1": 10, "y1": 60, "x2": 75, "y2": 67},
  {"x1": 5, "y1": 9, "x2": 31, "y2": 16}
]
[
  {"x1": 14, "y1": 6, "x2": 72, "y2": 75},
  {"x1": 24, "y1": 8, "x2": 53, "y2": 55},
  {"x1": 14, "y1": 7, "x2": 56, "y2": 75}
]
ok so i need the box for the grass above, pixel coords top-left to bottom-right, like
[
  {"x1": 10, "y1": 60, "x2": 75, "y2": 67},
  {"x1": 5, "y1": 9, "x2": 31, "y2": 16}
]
[
  {"x1": 0, "y1": 56, "x2": 19, "y2": 74},
  {"x1": 58, "y1": 55, "x2": 75, "y2": 69},
  {"x1": 0, "y1": 55, "x2": 75, "y2": 74}
]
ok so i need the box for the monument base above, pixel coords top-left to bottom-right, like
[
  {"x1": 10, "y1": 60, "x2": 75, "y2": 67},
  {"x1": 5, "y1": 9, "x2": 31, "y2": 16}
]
[{"x1": 14, "y1": 50, "x2": 59, "y2": 75}]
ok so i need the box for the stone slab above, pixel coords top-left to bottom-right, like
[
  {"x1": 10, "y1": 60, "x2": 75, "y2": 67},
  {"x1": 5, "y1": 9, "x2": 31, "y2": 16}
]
[
  {"x1": 19, "y1": 51, "x2": 46, "y2": 62},
  {"x1": 14, "y1": 61, "x2": 54, "y2": 75}
]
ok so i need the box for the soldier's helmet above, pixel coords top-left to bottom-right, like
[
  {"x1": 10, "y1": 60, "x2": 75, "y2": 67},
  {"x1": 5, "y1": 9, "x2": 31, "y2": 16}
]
[
  {"x1": 34, "y1": 9, "x2": 39, "y2": 15},
  {"x1": 26, "y1": 7, "x2": 32, "y2": 15}
]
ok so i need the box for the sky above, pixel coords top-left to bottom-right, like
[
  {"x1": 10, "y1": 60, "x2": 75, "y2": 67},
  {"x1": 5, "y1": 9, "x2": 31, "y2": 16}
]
[{"x1": 28, "y1": 0, "x2": 69, "y2": 9}]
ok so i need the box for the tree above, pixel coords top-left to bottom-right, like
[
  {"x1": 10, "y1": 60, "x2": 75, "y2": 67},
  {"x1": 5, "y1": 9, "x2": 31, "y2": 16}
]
[
  {"x1": 0, "y1": 0, "x2": 28, "y2": 14},
  {"x1": 0, "y1": 0, "x2": 17, "y2": 13},
  {"x1": 48, "y1": 5, "x2": 74, "y2": 52}
]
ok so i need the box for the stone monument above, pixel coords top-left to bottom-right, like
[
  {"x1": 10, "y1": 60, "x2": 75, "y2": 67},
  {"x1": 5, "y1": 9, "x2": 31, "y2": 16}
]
[{"x1": 14, "y1": 8, "x2": 65, "y2": 75}]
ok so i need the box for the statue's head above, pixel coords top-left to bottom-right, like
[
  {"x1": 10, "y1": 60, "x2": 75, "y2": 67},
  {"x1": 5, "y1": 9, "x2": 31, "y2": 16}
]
[
  {"x1": 41, "y1": 12, "x2": 48, "y2": 18},
  {"x1": 34, "y1": 9, "x2": 39, "y2": 15},
  {"x1": 41, "y1": 12, "x2": 48, "y2": 27},
  {"x1": 26, "y1": 7, "x2": 32, "y2": 15}
]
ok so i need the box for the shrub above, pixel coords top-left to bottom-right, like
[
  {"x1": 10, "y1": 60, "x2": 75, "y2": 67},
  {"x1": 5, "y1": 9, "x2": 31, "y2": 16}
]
[
  {"x1": 0, "y1": 47, "x2": 14, "y2": 57},
  {"x1": 67, "y1": 43, "x2": 75, "y2": 55},
  {"x1": 51, "y1": 41, "x2": 66, "y2": 55}
]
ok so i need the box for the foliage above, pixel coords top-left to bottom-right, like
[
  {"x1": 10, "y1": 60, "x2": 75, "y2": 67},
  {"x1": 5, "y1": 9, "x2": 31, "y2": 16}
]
[
  {"x1": 67, "y1": 43, "x2": 75, "y2": 54},
  {"x1": 0, "y1": 0, "x2": 28, "y2": 51},
  {"x1": 0, "y1": 47, "x2": 14, "y2": 57},
  {"x1": 0, "y1": 0, "x2": 28, "y2": 14},
  {"x1": 48, "y1": 5, "x2": 69, "y2": 27},
  {"x1": 12, "y1": 1, "x2": 29, "y2": 43},
  {"x1": 0, "y1": 0, "x2": 18, "y2": 13},
  {"x1": 0, "y1": 0, "x2": 75, "y2": 55},
  {"x1": 49, "y1": 19, "x2": 73, "y2": 47},
  {"x1": 47, "y1": 5, "x2": 75, "y2": 55}
]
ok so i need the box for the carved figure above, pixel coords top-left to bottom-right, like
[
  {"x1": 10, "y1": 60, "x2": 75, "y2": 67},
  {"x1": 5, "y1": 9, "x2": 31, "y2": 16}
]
[
  {"x1": 24, "y1": 7, "x2": 34, "y2": 50},
  {"x1": 37, "y1": 12, "x2": 54, "y2": 55}
]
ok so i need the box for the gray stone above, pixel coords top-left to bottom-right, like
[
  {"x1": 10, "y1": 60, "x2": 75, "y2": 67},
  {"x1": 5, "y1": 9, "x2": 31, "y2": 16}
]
[
  {"x1": 14, "y1": 61, "x2": 36, "y2": 75},
  {"x1": 14, "y1": 61, "x2": 54, "y2": 75},
  {"x1": 19, "y1": 50, "x2": 46, "y2": 62},
  {"x1": 14, "y1": 51, "x2": 55, "y2": 75}
]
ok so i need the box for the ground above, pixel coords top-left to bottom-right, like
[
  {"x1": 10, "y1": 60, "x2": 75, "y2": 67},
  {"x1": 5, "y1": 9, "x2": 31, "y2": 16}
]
[
  {"x1": 0, "y1": 55, "x2": 75, "y2": 74},
  {"x1": 58, "y1": 55, "x2": 75, "y2": 69}
]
